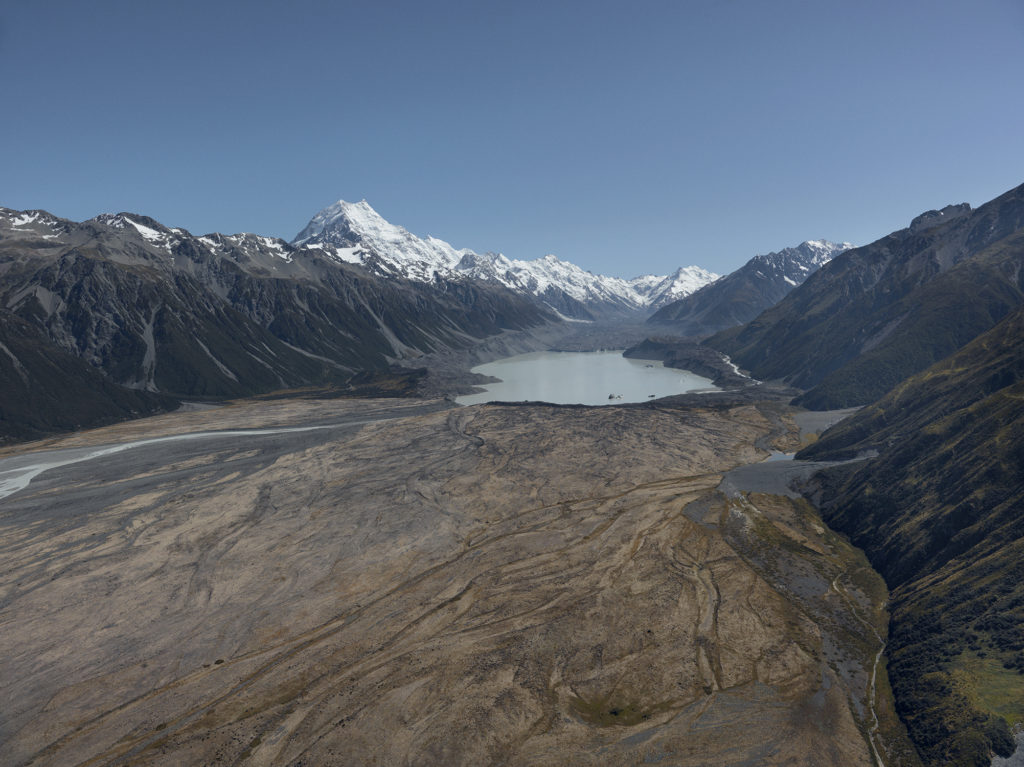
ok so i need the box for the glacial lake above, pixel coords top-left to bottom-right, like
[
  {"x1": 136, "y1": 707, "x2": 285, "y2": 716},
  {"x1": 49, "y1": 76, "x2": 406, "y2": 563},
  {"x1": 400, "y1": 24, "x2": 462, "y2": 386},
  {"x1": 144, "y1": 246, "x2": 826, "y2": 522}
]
[{"x1": 455, "y1": 350, "x2": 716, "y2": 407}]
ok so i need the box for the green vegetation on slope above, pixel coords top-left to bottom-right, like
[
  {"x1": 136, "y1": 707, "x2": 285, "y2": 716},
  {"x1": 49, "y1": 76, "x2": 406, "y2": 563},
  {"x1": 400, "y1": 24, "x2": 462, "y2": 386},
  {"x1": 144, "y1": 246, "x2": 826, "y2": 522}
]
[{"x1": 799, "y1": 307, "x2": 1024, "y2": 766}]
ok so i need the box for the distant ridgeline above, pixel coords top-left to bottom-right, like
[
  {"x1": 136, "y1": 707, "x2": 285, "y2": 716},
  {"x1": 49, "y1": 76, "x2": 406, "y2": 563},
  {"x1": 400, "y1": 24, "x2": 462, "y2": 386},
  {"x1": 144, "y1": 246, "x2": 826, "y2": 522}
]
[{"x1": 707, "y1": 181, "x2": 1024, "y2": 766}]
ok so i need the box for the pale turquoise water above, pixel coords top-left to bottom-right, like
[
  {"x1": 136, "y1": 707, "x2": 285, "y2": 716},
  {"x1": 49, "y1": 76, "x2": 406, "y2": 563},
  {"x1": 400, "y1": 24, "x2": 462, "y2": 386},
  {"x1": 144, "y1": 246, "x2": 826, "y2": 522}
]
[{"x1": 455, "y1": 350, "x2": 716, "y2": 406}]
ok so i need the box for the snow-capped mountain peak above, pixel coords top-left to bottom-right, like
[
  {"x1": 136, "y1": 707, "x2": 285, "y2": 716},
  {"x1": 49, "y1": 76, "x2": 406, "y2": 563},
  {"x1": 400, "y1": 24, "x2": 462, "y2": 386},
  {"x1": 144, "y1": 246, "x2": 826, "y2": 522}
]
[
  {"x1": 293, "y1": 199, "x2": 376, "y2": 241},
  {"x1": 292, "y1": 200, "x2": 719, "y2": 319},
  {"x1": 0, "y1": 207, "x2": 69, "y2": 241},
  {"x1": 747, "y1": 239, "x2": 853, "y2": 278},
  {"x1": 795, "y1": 239, "x2": 853, "y2": 265},
  {"x1": 293, "y1": 199, "x2": 470, "y2": 281},
  {"x1": 631, "y1": 266, "x2": 722, "y2": 309},
  {"x1": 88, "y1": 212, "x2": 183, "y2": 252}
]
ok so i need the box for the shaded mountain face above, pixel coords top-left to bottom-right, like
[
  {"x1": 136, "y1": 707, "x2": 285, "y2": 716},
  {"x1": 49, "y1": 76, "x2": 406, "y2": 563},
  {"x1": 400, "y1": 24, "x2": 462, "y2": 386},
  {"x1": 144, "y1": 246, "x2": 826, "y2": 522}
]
[
  {"x1": 293, "y1": 200, "x2": 718, "y2": 319},
  {"x1": 0, "y1": 311, "x2": 178, "y2": 443},
  {"x1": 799, "y1": 307, "x2": 1024, "y2": 766},
  {"x1": 706, "y1": 183, "x2": 1024, "y2": 409},
  {"x1": 648, "y1": 240, "x2": 850, "y2": 335},
  {"x1": 0, "y1": 207, "x2": 551, "y2": 441}
]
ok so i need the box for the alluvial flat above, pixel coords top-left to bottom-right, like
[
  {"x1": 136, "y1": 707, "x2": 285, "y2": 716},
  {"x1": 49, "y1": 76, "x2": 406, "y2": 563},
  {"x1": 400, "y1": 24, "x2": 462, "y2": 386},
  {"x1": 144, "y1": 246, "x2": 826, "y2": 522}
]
[{"x1": 0, "y1": 398, "x2": 897, "y2": 766}]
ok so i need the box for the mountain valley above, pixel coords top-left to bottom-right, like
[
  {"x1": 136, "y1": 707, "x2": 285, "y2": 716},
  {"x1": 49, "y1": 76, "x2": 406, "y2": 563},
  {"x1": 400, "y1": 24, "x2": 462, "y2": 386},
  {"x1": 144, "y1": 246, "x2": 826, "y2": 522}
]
[{"x1": 2, "y1": 181, "x2": 1023, "y2": 767}]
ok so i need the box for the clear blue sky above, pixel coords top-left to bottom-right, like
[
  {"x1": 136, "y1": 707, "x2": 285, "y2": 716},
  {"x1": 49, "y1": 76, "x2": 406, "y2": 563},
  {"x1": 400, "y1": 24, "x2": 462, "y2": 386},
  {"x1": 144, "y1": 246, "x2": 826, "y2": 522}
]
[{"x1": 2, "y1": 0, "x2": 1022, "y2": 277}]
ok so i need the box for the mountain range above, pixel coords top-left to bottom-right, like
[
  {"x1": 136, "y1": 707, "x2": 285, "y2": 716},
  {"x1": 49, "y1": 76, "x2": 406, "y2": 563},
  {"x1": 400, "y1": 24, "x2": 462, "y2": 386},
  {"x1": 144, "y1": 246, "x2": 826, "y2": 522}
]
[
  {"x1": 0, "y1": 198, "x2": 805, "y2": 442},
  {"x1": 647, "y1": 239, "x2": 851, "y2": 334},
  {"x1": 0, "y1": 207, "x2": 549, "y2": 441},
  {"x1": 706, "y1": 186, "x2": 1024, "y2": 408},
  {"x1": 293, "y1": 199, "x2": 719, "y2": 319}
]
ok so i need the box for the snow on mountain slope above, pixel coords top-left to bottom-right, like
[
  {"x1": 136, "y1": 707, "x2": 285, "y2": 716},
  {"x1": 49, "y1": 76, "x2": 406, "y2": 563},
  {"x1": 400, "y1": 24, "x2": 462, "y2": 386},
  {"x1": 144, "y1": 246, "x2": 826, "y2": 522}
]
[
  {"x1": 648, "y1": 239, "x2": 852, "y2": 334},
  {"x1": 0, "y1": 204, "x2": 552, "y2": 414},
  {"x1": 293, "y1": 200, "x2": 471, "y2": 282},
  {"x1": 455, "y1": 252, "x2": 715, "y2": 315},
  {"x1": 293, "y1": 200, "x2": 718, "y2": 318},
  {"x1": 632, "y1": 266, "x2": 722, "y2": 309}
]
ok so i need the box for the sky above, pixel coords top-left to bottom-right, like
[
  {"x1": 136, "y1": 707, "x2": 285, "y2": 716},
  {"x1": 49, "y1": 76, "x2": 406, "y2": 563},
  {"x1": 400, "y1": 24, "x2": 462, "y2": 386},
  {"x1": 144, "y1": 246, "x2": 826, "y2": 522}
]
[{"x1": 2, "y1": 0, "x2": 1022, "y2": 278}]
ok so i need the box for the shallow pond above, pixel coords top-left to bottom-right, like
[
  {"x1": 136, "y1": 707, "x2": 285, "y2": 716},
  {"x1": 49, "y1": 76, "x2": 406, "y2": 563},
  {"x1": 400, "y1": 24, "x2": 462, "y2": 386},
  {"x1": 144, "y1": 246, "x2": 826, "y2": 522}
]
[{"x1": 455, "y1": 350, "x2": 716, "y2": 407}]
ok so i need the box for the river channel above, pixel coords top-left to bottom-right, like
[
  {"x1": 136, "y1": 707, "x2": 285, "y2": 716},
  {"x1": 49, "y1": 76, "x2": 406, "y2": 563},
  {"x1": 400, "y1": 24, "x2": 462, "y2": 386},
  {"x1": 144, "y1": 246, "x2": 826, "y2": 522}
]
[{"x1": 455, "y1": 350, "x2": 716, "y2": 406}]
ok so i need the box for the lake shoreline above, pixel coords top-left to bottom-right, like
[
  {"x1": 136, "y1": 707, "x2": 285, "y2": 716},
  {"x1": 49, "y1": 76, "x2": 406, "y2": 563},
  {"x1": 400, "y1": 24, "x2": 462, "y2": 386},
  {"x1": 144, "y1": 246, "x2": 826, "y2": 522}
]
[{"x1": 454, "y1": 349, "x2": 717, "y2": 407}]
